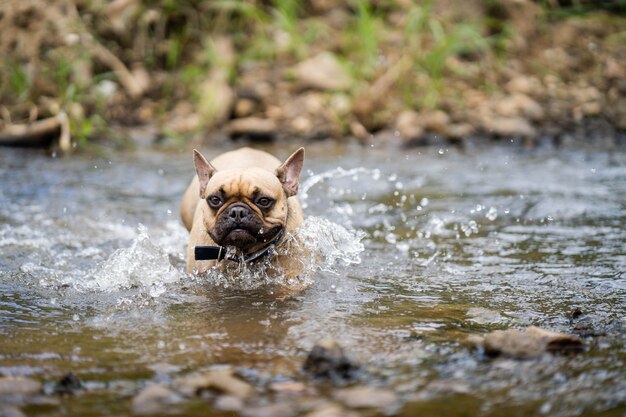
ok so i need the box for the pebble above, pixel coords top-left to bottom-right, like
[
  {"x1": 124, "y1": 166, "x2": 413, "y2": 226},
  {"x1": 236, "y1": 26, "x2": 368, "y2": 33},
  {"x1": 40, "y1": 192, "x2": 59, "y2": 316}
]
[
  {"x1": 269, "y1": 381, "x2": 315, "y2": 395},
  {"x1": 226, "y1": 117, "x2": 276, "y2": 140},
  {"x1": 174, "y1": 368, "x2": 253, "y2": 399},
  {"x1": 213, "y1": 395, "x2": 244, "y2": 412},
  {"x1": 241, "y1": 402, "x2": 296, "y2": 417},
  {"x1": 303, "y1": 339, "x2": 358, "y2": 382},
  {"x1": 294, "y1": 52, "x2": 352, "y2": 91},
  {"x1": 0, "y1": 406, "x2": 26, "y2": 417},
  {"x1": 53, "y1": 372, "x2": 82, "y2": 395},
  {"x1": 396, "y1": 111, "x2": 424, "y2": 141},
  {"x1": 484, "y1": 116, "x2": 536, "y2": 137},
  {"x1": 334, "y1": 386, "x2": 398, "y2": 409},
  {"x1": 482, "y1": 326, "x2": 584, "y2": 359},
  {"x1": 304, "y1": 404, "x2": 358, "y2": 417},
  {"x1": 131, "y1": 384, "x2": 181, "y2": 415},
  {"x1": 0, "y1": 377, "x2": 42, "y2": 398}
]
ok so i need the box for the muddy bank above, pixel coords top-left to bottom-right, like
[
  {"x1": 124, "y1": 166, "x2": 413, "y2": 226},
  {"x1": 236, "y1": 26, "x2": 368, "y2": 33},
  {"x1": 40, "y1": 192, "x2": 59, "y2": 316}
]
[{"x1": 0, "y1": 1, "x2": 625, "y2": 150}]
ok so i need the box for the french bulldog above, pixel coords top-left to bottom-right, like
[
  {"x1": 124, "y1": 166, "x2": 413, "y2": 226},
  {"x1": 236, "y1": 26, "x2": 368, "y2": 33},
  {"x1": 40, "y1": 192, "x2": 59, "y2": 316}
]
[{"x1": 180, "y1": 147, "x2": 306, "y2": 282}]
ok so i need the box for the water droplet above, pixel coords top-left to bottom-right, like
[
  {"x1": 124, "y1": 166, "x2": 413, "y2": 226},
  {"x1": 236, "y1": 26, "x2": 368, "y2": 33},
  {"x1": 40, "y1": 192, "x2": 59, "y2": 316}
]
[
  {"x1": 485, "y1": 207, "x2": 498, "y2": 221},
  {"x1": 166, "y1": 209, "x2": 172, "y2": 216},
  {"x1": 438, "y1": 148, "x2": 444, "y2": 155},
  {"x1": 72, "y1": 314, "x2": 80, "y2": 321},
  {"x1": 157, "y1": 340, "x2": 165, "y2": 349},
  {"x1": 420, "y1": 197, "x2": 429, "y2": 207},
  {"x1": 396, "y1": 242, "x2": 410, "y2": 253}
]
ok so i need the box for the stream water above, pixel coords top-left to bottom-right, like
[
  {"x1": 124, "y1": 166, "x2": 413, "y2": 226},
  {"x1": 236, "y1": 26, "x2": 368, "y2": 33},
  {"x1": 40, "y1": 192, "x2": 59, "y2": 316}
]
[{"x1": 1, "y1": 143, "x2": 625, "y2": 417}]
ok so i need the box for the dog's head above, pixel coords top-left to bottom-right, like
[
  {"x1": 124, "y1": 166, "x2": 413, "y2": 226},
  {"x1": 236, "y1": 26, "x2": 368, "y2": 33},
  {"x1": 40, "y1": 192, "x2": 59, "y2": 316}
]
[{"x1": 193, "y1": 148, "x2": 304, "y2": 252}]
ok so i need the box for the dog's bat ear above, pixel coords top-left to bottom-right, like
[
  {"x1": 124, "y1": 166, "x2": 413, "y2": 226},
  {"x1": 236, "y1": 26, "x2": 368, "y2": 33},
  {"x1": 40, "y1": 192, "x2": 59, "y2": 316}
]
[
  {"x1": 193, "y1": 149, "x2": 217, "y2": 197},
  {"x1": 276, "y1": 147, "x2": 305, "y2": 197}
]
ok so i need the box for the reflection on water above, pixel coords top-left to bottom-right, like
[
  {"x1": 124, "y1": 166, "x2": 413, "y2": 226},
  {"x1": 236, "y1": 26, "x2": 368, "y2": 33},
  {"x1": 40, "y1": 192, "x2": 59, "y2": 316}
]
[{"x1": 0, "y1": 144, "x2": 625, "y2": 416}]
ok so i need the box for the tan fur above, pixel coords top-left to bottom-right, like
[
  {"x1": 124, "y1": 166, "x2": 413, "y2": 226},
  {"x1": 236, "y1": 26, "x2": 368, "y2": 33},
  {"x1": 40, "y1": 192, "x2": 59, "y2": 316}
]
[{"x1": 180, "y1": 147, "x2": 305, "y2": 282}]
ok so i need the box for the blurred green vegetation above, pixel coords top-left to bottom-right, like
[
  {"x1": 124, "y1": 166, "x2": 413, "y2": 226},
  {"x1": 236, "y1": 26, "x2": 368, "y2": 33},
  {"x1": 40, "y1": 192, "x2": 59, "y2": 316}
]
[{"x1": 0, "y1": 0, "x2": 624, "y2": 148}]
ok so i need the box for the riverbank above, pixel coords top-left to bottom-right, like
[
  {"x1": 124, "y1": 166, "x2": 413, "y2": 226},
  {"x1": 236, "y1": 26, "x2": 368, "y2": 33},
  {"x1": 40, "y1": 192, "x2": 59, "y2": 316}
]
[{"x1": 1, "y1": 1, "x2": 625, "y2": 151}]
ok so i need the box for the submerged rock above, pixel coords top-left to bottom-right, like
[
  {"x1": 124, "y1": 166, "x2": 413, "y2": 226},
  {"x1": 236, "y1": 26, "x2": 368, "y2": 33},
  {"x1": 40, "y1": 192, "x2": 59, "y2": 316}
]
[
  {"x1": 480, "y1": 326, "x2": 584, "y2": 359},
  {"x1": 132, "y1": 384, "x2": 181, "y2": 415},
  {"x1": 303, "y1": 339, "x2": 359, "y2": 382},
  {"x1": 466, "y1": 307, "x2": 507, "y2": 325},
  {"x1": 334, "y1": 386, "x2": 398, "y2": 410},
  {"x1": 53, "y1": 372, "x2": 82, "y2": 395}
]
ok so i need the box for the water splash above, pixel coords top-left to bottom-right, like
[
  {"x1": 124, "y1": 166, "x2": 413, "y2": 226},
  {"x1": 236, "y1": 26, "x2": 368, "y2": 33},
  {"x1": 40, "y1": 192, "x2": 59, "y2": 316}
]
[
  {"x1": 80, "y1": 224, "x2": 183, "y2": 297},
  {"x1": 300, "y1": 167, "x2": 381, "y2": 208},
  {"x1": 201, "y1": 216, "x2": 365, "y2": 290}
]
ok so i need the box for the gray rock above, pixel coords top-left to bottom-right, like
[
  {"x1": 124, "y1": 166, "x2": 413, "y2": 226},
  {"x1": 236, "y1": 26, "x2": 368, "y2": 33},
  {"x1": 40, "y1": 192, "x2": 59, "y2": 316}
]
[{"x1": 131, "y1": 384, "x2": 181, "y2": 415}]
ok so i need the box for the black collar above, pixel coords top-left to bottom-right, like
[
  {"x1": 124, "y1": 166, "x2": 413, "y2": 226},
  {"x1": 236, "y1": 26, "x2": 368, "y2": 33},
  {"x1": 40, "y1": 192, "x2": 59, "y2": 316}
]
[{"x1": 195, "y1": 228, "x2": 285, "y2": 264}]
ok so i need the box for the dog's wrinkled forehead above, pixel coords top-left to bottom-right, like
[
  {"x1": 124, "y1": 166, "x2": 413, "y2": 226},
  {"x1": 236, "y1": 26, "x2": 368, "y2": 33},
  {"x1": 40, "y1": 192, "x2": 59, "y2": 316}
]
[{"x1": 206, "y1": 168, "x2": 283, "y2": 199}]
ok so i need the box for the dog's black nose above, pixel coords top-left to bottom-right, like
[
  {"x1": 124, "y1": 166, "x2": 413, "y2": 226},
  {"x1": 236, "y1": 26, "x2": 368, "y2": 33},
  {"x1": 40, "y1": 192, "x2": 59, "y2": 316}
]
[{"x1": 228, "y1": 205, "x2": 248, "y2": 222}]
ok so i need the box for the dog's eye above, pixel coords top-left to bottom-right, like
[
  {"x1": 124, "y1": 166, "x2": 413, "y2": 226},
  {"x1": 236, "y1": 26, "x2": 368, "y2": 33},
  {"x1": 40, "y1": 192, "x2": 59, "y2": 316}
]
[
  {"x1": 255, "y1": 197, "x2": 274, "y2": 209},
  {"x1": 207, "y1": 195, "x2": 223, "y2": 208}
]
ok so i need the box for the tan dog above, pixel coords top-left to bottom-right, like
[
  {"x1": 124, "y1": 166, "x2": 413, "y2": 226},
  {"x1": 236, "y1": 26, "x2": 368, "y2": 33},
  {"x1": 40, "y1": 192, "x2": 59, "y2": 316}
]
[{"x1": 180, "y1": 147, "x2": 306, "y2": 281}]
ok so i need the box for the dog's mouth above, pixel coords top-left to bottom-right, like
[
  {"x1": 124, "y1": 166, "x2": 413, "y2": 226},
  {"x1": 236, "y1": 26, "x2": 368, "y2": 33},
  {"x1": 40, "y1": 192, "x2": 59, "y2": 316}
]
[
  {"x1": 211, "y1": 203, "x2": 283, "y2": 251},
  {"x1": 219, "y1": 227, "x2": 259, "y2": 250}
]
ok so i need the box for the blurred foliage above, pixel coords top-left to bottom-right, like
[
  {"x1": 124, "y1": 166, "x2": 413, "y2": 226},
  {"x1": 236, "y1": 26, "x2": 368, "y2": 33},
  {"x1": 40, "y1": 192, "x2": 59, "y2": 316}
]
[{"x1": 0, "y1": 0, "x2": 624, "y2": 147}]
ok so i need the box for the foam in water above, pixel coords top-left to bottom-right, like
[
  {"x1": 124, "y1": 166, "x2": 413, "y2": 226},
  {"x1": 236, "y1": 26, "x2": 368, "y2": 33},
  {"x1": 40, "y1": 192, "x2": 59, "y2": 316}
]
[{"x1": 81, "y1": 224, "x2": 183, "y2": 297}]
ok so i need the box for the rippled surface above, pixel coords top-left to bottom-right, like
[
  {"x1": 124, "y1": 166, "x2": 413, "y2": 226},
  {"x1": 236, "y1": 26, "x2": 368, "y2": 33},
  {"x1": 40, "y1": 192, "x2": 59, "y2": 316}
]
[{"x1": 1, "y1": 143, "x2": 625, "y2": 417}]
